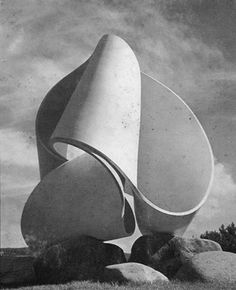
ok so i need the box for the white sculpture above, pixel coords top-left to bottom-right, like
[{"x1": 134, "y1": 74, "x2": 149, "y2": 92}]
[{"x1": 21, "y1": 35, "x2": 214, "y2": 250}]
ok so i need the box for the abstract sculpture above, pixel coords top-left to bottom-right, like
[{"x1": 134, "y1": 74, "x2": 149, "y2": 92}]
[{"x1": 21, "y1": 35, "x2": 214, "y2": 250}]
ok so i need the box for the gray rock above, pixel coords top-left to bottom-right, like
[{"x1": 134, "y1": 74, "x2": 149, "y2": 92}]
[
  {"x1": 129, "y1": 233, "x2": 173, "y2": 264},
  {"x1": 175, "y1": 251, "x2": 236, "y2": 283},
  {"x1": 130, "y1": 236, "x2": 222, "y2": 278},
  {"x1": 33, "y1": 236, "x2": 126, "y2": 284},
  {"x1": 172, "y1": 236, "x2": 222, "y2": 263},
  {"x1": 0, "y1": 255, "x2": 36, "y2": 285},
  {"x1": 103, "y1": 262, "x2": 169, "y2": 284}
]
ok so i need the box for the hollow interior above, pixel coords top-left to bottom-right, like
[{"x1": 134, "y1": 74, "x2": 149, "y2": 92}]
[{"x1": 53, "y1": 142, "x2": 85, "y2": 160}]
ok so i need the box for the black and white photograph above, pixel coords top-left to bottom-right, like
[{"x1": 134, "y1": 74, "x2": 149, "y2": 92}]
[{"x1": 0, "y1": 1, "x2": 236, "y2": 289}]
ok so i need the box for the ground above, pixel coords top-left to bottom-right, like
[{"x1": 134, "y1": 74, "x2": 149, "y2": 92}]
[{"x1": 1, "y1": 280, "x2": 236, "y2": 290}]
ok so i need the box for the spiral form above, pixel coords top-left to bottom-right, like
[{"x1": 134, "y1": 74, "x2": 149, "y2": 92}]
[{"x1": 21, "y1": 35, "x2": 214, "y2": 251}]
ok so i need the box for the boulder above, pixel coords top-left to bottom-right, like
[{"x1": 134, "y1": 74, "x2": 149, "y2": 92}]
[
  {"x1": 103, "y1": 262, "x2": 169, "y2": 284},
  {"x1": 129, "y1": 236, "x2": 222, "y2": 278},
  {"x1": 175, "y1": 251, "x2": 236, "y2": 283},
  {"x1": 0, "y1": 255, "x2": 36, "y2": 285},
  {"x1": 129, "y1": 233, "x2": 173, "y2": 265},
  {"x1": 33, "y1": 236, "x2": 126, "y2": 284},
  {"x1": 171, "y1": 236, "x2": 222, "y2": 263}
]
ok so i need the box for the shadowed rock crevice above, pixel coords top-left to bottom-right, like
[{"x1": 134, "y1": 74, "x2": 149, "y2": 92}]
[
  {"x1": 129, "y1": 236, "x2": 222, "y2": 279},
  {"x1": 33, "y1": 236, "x2": 126, "y2": 284}
]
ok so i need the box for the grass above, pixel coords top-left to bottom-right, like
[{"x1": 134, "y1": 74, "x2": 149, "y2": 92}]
[{"x1": 1, "y1": 280, "x2": 236, "y2": 290}]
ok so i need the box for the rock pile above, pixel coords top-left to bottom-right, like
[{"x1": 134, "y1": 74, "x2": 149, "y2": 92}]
[
  {"x1": 129, "y1": 235, "x2": 222, "y2": 278},
  {"x1": 103, "y1": 262, "x2": 169, "y2": 284},
  {"x1": 1, "y1": 235, "x2": 236, "y2": 286},
  {"x1": 33, "y1": 236, "x2": 126, "y2": 284},
  {"x1": 175, "y1": 251, "x2": 236, "y2": 283}
]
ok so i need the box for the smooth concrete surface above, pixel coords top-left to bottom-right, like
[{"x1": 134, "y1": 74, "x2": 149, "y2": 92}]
[
  {"x1": 21, "y1": 34, "x2": 214, "y2": 249},
  {"x1": 21, "y1": 35, "x2": 140, "y2": 248},
  {"x1": 133, "y1": 74, "x2": 214, "y2": 235},
  {"x1": 138, "y1": 74, "x2": 213, "y2": 213},
  {"x1": 21, "y1": 153, "x2": 135, "y2": 248},
  {"x1": 36, "y1": 60, "x2": 89, "y2": 179},
  {"x1": 51, "y1": 34, "x2": 141, "y2": 185}
]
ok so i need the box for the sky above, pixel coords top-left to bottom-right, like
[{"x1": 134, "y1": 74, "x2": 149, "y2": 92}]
[{"x1": 0, "y1": 0, "x2": 236, "y2": 251}]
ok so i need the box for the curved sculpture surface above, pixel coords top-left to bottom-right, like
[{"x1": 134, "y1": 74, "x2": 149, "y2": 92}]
[{"x1": 21, "y1": 34, "x2": 214, "y2": 250}]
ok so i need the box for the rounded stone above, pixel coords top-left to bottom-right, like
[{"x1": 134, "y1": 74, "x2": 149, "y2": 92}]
[
  {"x1": 129, "y1": 236, "x2": 222, "y2": 279},
  {"x1": 33, "y1": 236, "x2": 126, "y2": 284},
  {"x1": 103, "y1": 262, "x2": 169, "y2": 284},
  {"x1": 175, "y1": 251, "x2": 236, "y2": 283},
  {"x1": 129, "y1": 233, "x2": 173, "y2": 264},
  {"x1": 172, "y1": 236, "x2": 222, "y2": 263}
]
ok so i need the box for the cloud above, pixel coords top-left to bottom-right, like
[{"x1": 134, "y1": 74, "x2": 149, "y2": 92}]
[
  {"x1": 158, "y1": 0, "x2": 236, "y2": 62},
  {"x1": 1, "y1": 195, "x2": 29, "y2": 248},
  {"x1": 201, "y1": 161, "x2": 236, "y2": 218},
  {"x1": 0, "y1": 128, "x2": 37, "y2": 167},
  {"x1": 7, "y1": 28, "x2": 25, "y2": 55},
  {"x1": 0, "y1": 58, "x2": 66, "y2": 132},
  {"x1": 1, "y1": 0, "x2": 234, "y2": 124},
  {"x1": 185, "y1": 161, "x2": 236, "y2": 237},
  {"x1": 0, "y1": 128, "x2": 39, "y2": 199}
]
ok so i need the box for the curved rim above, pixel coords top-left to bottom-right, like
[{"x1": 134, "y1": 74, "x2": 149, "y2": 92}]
[
  {"x1": 133, "y1": 73, "x2": 215, "y2": 216},
  {"x1": 50, "y1": 137, "x2": 130, "y2": 213},
  {"x1": 34, "y1": 60, "x2": 214, "y2": 218},
  {"x1": 33, "y1": 58, "x2": 135, "y2": 231},
  {"x1": 35, "y1": 61, "x2": 90, "y2": 165},
  {"x1": 49, "y1": 138, "x2": 136, "y2": 235}
]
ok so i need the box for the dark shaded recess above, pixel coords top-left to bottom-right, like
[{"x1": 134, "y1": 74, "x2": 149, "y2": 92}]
[
  {"x1": 129, "y1": 235, "x2": 222, "y2": 279},
  {"x1": 36, "y1": 60, "x2": 88, "y2": 178},
  {"x1": 0, "y1": 247, "x2": 32, "y2": 257},
  {"x1": 33, "y1": 236, "x2": 126, "y2": 284},
  {"x1": 129, "y1": 233, "x2": 173, "y2": 265}
]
